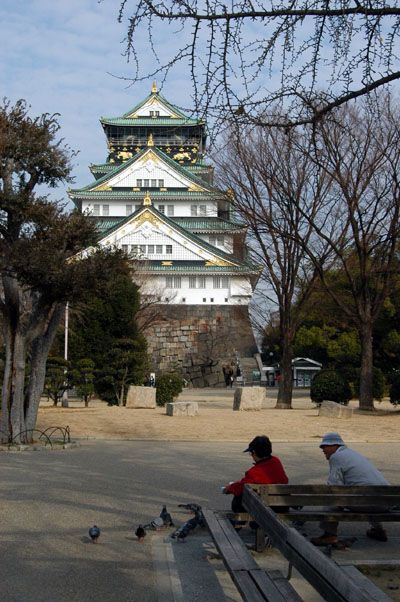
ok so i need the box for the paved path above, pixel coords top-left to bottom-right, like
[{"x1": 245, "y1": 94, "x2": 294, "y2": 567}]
[{"x1": 0, "y1": 441, "x2": 399, "y2": 601}]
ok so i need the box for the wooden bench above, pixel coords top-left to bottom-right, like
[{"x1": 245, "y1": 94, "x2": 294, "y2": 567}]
[
  {"x1": 203, "y1": 508, "x2": 303, "y2": 601},
  {"x1": 242, "y1": 486, "x2": 393, "y2": 602},
  {"x1": 245, "y1": 484, "x2": 400, "y2": 524}
]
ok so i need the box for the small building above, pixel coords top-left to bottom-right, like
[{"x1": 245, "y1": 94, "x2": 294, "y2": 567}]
[{"x1": 262, "y1": 357, "x2": 322, "y2": 387}]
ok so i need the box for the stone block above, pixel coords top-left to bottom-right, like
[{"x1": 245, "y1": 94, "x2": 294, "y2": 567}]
[
  {"x1": 125, "y1": 386, "x2": 156, "y2": 408},
  {"x1": 233, "y1": 387, "x2": 266, "y2": 411},
  {"x1": 166, "y1": 401, "x2": 199, "y2": 416},
  {"x1": 319, "y1": 400, "x2": 353, "y2": 419}
]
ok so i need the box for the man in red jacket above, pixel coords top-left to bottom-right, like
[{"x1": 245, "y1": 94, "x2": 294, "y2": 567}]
[{"x1": 222, "y1": 435, "x2": 289, "y2": 512}]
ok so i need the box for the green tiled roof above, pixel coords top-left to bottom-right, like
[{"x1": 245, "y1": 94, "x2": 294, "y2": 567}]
[
  {"x1": 173, "y1": 217, "x2": 246, "y2": 232},
  {"x1": 94, "y1": 216, "x2": 246, "y2": 236},
  {"x1": 137, "y1": 260, "x2": 258, "y2": 274},
  {"x1": 70, "y1": 191, "x2": 223, "y2": 203},
  {"x1": 70, "y1": 146, "x2": 219, "y2": 195},
  {"x1": 100, "y1": 117, "x2": 200, "y2": 127},
  {"x1": 100, "y1": 91, "x2": 202, "y2": 127}
]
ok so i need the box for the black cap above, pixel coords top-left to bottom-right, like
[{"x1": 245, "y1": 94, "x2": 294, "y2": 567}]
[{"x1": 243, "y1": 435, "x2": 272, "y2": 457}]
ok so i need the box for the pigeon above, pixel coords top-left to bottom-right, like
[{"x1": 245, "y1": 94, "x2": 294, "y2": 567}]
[
  {"x1": 135, "y1": 525, "x2": 146, "y2": 541},
  {"x1": 143, "y1": 517, "x2": 164, "y2": 531},
  {"x1": 160, "y1": 505, "x2": 175, "y2": 527},
  {"x1": 88, "y1": 525, "x2": 100, "y2": 543}
]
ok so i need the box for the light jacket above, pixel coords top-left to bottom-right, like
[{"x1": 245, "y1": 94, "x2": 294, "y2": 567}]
[{"x1": 327, "y1": 445, "x2": 389, "y2": 486}]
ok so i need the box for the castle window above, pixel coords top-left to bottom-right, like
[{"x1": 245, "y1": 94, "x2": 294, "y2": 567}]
[
  {"x1": 191, "y1": 205, "x2": 198, "y2": 216},
  {"x1": 122, "y1": 244, "x2": 128, "y2": 253},
  {"x1": 225, "y1": 298, "x2": 228, "y2": 303},
  {"x1": 136, "y1": 179, "x2": 142, "y2": 187},
  {"x1": 156, "y1": 245, "x2": 163, "y2": 254},
  {"x1": 189, "y1": 276, "x2": 196, "y2": 288},
  {"x1": 143, "y1": 179, "x2": 149, "y2": 187},
  {"x1": 147, "y1": 245, "x2": 154, "y2": 254},
  {"x1": 209, "y1": 235, "x2": 216, "y2": 245},
  {"x1": 135, "y1": 204, "x2": 141, "y2": 211},
  {"x1": 167, "y1": 205, "x2": 174, "y2": 216},
  {"x1": 166, "y1": 276, "x2": 173, "y2": 288},
  {"x1": 173, "y1": 276, "x2": 181, "y2": 288},
  {"x1": 140, "y1": 245, "x2": 146, "y2": 254},
  {"x1": 158, "y1": 205, "x2": 165, "y2": 214},
  {"x1": 217, "y1": 235, "x2": 224, "y2": 246},
  {"x1": 151, "y1": 179, "x2": 157, "y2": 187},
  {"x1": 210, "y1": 298, "x2": 214, "y2": 302},
  {"x1": 197, "y1": 276, "x2": 206, "y2": 288},
  {"x1": 213, "y1": 276, "x2": 221, "y2": 289},
  {"x1": 158, "y1": 179, "x2": 164, "y2": 187},
  {"x1": 126, "y1": 204, "x2": 132, "y2": 216},
  {"x1": 203, "y1": 298, "x2": 206, "y2": 302},
  {"x1": 93, "y1": 204, "x2": 100, "y2": 216},
  {"x1": 199, "y1": 205, "x2": 207, "y2": 216},
  {"x1": 131, "y1": 245, "x2": 139, "y2": 255},
  {"x1": 150, "y1": 110, "x2": 160, "y2": 117},
  {"x1": 182, "y1": 298, "x2": 186, "y2": 303},
  {"x1": 102, "y1": 205, "x2": 109, "y2": 216},
  {"x1": 221, "y1": 276, "x2": 229, "y2": 288},
  {"x1": 166, "y1": 245, "x2": 173, "y2": 254}
]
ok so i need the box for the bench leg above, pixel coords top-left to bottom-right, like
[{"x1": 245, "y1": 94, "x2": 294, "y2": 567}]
[{"x1": 255, "y1": 526, "x2": 268, "y2": 552}]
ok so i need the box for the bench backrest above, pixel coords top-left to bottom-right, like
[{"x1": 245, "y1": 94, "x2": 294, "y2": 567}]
[
  {"x1": 243, "y1": 485, "x2": 391, "y2": 602},
  {"x1": 251, "y1": 484, "x2": 400, "y2": 507}
]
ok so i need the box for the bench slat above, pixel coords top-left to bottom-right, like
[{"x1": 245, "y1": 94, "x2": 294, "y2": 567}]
[
  {"x1": 259, "y1": 494, "x2": 399, "y2": 506},
  {"x1": 279, "y1": 511, "x2": 400, "y2": 521},
  {"x1": 203, "y1": 508, "x2": 293, "y2": 602},
  {"x1": 254, "y1": 485, "x2": 400, "y2": 495}
]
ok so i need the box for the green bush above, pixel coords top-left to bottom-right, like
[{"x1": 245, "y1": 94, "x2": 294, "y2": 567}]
[
  {"x1": 156, "y1": 373, "x2": 183, "y2": 407},
  {"x1": 351, "y1": 367, "x2": 386, "y2": 401},
  {"x1": 310, "y1": 369, "x2": 352, "y2": 405},
  {"x1": 389, "y1": 372, "x2": 400, "y2": 405}
]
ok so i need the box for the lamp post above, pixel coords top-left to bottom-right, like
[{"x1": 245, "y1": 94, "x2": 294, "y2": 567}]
[{"x1": 61, "y1": 302, "x2": 69, "y2": 408}]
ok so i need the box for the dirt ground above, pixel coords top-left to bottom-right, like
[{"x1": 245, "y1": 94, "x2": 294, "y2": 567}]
[{"x1": 36, "y1": 388, "x2": 400, "y2": 442}]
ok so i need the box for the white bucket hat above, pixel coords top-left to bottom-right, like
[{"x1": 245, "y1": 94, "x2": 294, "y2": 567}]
[{"x1": 319, "y1": 432, "x2": 345, "y2": 447}]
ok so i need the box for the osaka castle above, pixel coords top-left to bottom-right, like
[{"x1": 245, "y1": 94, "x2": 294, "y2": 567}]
[{"x1": 69, "y1": 83, "x2": 259, "y2": 386}]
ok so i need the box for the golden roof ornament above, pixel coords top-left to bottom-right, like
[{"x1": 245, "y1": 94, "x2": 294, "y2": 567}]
[
  {"x1": 143, "y1": 192, "x2": 152, "y2": 206},
  {"x1": 147, "y1": 133, "x2": 154, "y2": 147},
  {"x1": 152, "y1": 81, "x2": 158, "y2": 93}
]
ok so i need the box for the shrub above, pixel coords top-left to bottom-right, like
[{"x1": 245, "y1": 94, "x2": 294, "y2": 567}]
[
  {"x1": 156, "y1": 373, "x2": 183, "y2": 407},
  {"x1": 310, "y1": 369, "x2": 352, "y2": 405},
  {"x1": 389, "y1": 372, "x2": 400, "y2": 405}
]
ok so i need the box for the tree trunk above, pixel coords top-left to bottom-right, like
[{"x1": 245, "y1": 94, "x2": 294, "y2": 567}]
[
  {"x1": 0, "y1": 325, "x2": 27, "y2": 444},
  {"x1": 275, "y1": 330, "x2": 293, "y2": 409},
  {"x1": 359, "y1": 320, "x2": 374, "y2": 411},
  {"x1": 25, "y1": 304, "x2": 65, "y2": 439}
]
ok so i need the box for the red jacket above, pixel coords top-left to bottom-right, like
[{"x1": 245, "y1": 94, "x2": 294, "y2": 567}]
[{"x1": 226, "y1": 456, "x2": 288, "y2": 497}]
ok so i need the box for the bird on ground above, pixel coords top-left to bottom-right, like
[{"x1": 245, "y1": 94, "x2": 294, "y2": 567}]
[
  {"x1": 144, "y1": 517, "x2": 164, "y2": 531},
  {"x1": 160, "y1": 505, "x2": 175, "y2": 527},
  {"x1": 135, "y1": 525, "x2": 146, "y2": 541},
  {"x1": 89, "y1": 525, "x2": 100, "y2": 543}
]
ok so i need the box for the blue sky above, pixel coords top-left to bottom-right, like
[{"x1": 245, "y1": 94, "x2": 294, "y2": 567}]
[{"x1": 0, "y1": 0, "x2": 189, "y2": 206}]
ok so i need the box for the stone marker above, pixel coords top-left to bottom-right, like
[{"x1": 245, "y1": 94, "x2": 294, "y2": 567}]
[
  {"x1": 319, "y1": 400, "x2": 353, "y2": 419},
  {"x1": 125, "y1": 386, "x2": 156, "y2": 408},
  {"x1": 233, "y1": 387, "x2": 265, "y2": 411},
  {"x1": 166, "y1": 401, "x2": 199, "y2": 416}
]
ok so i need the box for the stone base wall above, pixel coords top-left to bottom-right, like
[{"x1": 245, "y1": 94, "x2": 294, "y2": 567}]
[{"x1": 144, "y1": 304, "x2": 257, "y2": 387}]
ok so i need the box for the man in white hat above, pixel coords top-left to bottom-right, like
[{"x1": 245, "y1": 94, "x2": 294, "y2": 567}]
[{"x1": 311, "y1": 432, "x2": 389, "y2": 546}]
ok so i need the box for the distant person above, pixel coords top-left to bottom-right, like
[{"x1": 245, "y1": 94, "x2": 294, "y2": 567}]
[
  {"x1": 222, "y1": 435, "x2": 289, "y2": 513},
  {"x1": 311, "y1": 432, "x2": 390, "y2": 546}
]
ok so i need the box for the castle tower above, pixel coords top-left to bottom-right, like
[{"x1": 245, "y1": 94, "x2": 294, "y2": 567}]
[{"x1": 69, "y1": 84, "x2": 259, "y2": 386}]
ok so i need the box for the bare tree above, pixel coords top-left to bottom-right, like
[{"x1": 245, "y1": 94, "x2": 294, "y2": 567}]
[
  {"x1": 296, "y1": 98, "x2": 400, "y2": 410},
  {"x1": 117, "y1": 0, "x2": 400, "y2": 128},
  {"x1": 215, "y1": 125, "x2": 330, "y2": 408}
]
